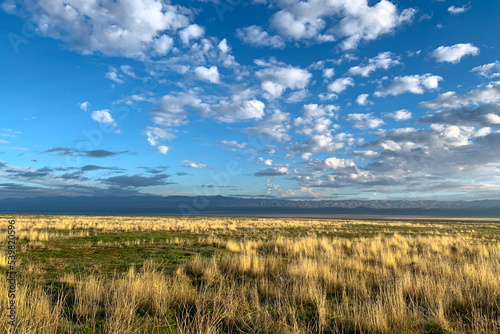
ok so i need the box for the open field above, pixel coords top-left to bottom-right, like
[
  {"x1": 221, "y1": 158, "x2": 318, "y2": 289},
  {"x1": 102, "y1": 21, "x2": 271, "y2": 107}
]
[{"x1": 1, "y1": 215, "x2": 499, "y2": 333}]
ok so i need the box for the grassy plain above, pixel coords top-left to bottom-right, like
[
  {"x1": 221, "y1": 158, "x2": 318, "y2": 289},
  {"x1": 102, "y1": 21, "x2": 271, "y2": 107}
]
[{"x1": 1, "y1": 215, "x2": 499, "y2": 333}]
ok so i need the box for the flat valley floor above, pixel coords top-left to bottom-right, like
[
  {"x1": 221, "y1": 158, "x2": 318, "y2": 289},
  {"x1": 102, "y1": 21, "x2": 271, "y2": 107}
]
[{"x1": 1, "y1": 215, "x2": 499, "y2": 333}]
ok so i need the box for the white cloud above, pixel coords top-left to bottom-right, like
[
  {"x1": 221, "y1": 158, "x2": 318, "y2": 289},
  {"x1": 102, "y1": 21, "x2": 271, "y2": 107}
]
[
  {"x1": 182, "y1": 160, "x2": 209, "y2": 169},
  {"x1": 328, "y1": 77, "x2": 354, "y2": 94},
  {"x1": 105, "y1": 69, "x2": 124, "y2": 84},
  {"x1": 353, "y1": 150, "x2": 378, "y2": 159},
  {"x1": 144, "y1": 127, "x2": 175, "y2": 146},
  {"x1": 91, "y1": 110, "x2": 117, "y2": 126},
  {"x1": 155, "y1": 146, "x2": 169, "y2": 154},
  {"x1": 385, "y1": 109, "x2": 412, "y2": 121},
  {"x1": 150, "y1": 93, "x2": 204, "y2": 127},
  {"x1": 150, "y1": 92, "x2": 266, "y2": 128},
  {"x1": 255, "y1": 166, "x2": 290, "y2": 177},
  {"x1": 210, "y1": 100, "x2": 265, "y2": 123},
  {"x1": 179, "y1": 24, "x2": 205, "y2": 46},
  {"x1": 257, "y1": 157, "x2": 274, "y2": 166},
  {"x1": 419, "y1": 82, "x2": 500, "y2": 109},
  {"x1": 356, "y1": 94, "x2": 371, "y2": 106},
  {"x1": 346, "y1": 113, "x2": 384, "y2": 129},
  {"x1": 286, "y1": 90, "x2": 309, "y2": 103},
  {"x1": 115, "y1": 94, "x2": 151, "y2": 105},
  {"x1": 304, "y1": 156, "x2": 357, "y2": 173},
  {"x1": 256, "y1": 65, "x2": 312, "y2": 99},
  {"x1": 79, "y1": 101, "x2": 90, "y2": 111},
  {"x1": 7, "y1": 0, "x2": 193, "y2": 58},
  {"x1": 236, "y1": 25, "x2": 285, "y2": 49},
  {"x1": 214, "y1": 40, "x2": 226, "y2": 55},
  {"x1": 448, "y1": 5, "x2": 469, "y2": 15},
  {"x1": 318, "y1": 93, "x2": 338, "y2": 101},
  {"x1": 289, "y1": 104, "x2": 348, "y2": 158},
  {"x1": 471, "y1": 61, "x2": 500, "y2": 78},
  {"x1": 359, "y1": 125, "x2": 500, "y2": 191},
  {"x1": 266, "y1": 0, "x2": 415, "y2": 49},
  {"x1": 432, "y1": 43, "x2": 479, "y2": 64},
  {"x1": 294, "y1": 104, "x2": 338, "y2": 136},
  {"x1": 120, "y1": 65, "x2": 136, "y2": 78},
  {"x1": 348, "y1": 52, "x2": 400, "y2": 77},
  {"x1": 218, "y1": 140, "x2": 247, "y2": 151},
  {"x1": 194, "y1": 66, "x2": 220, "y2": 84},
  {"x1": 322, "y1": 68, "x2": 335, "y2": 79},
  {"x1": 419, "y1": 104, "x2": 500, "y2": 128},
  {"x1": 245, "y1": 110, "x2": 291, "y2": 142},
  {"x1": 324, "y1": 157, "x2": 356, "y2": 170},
  {"x1": 375, "y1": 74, "x2": 442, "y2": 97},
  {"x1": 153, "y1": 35, "x2": 174, "y2": 56}
]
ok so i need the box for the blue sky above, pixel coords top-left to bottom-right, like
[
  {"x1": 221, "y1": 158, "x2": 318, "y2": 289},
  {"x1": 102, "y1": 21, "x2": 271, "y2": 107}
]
[{"x1": 1, "y1": 0, "x2": 499, "y2": 201}]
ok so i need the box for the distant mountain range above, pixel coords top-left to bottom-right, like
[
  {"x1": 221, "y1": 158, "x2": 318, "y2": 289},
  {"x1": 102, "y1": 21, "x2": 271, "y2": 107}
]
[{"x1": 1, "y1": 195, "x2": 499, "y2": 218}]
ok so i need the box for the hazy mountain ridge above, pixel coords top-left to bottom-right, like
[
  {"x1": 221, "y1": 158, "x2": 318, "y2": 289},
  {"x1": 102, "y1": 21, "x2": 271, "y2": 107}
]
[{"x1": 0, "y1": 195, "x2": 499, "y2": 217}]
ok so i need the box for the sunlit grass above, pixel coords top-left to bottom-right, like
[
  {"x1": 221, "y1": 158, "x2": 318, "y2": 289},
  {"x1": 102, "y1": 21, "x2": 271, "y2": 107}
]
[{"x1": 0, "y1": 215, "x2": 499, "y2": 333}]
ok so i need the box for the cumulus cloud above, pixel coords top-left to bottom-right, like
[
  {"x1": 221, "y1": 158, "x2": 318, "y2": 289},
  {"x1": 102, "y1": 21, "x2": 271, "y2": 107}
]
[
  {"x1": 348, "y1": 52, "x2": 400, "y2": 77},
  {"x1": 245, "y1": 110, "x2": 291, "y2": 142},
  {"x1": 384, "y1": 109, "x2": 412, "y2": 121},
  {"x1": 150, "y1": 93, "x2": 204, "y2": 127},
  {"x1": 322, "y1": 68, "x2": 335, "y2": 79},
  {"x1": 288, "y1": 103, "x2": 350, "y2": 159},
  {"x1": 266, "y1": 0, "x2": 415, "y2": 49},
  {"x1": 328, "y1": 77, "x2": 354, "y2": 94},
  {"x1": 105, "y1": 69, "x2": 124, "y2": 84},
  {"x1": 153, "y1": 35, "x2": 174, "y2": 56},
  {"x1": 471, "y1": 61, "x2": 500, "y2": 78},
  {"x1": 182, "y1": 160, "x2": 209, "y2": 169},
  {"x1": 218, "y1": 140, "x2": 247, "y2": 151},
  {"x1": 236, "y1": 25, "x2": 285, "y2": 49},
  {"x1": 79, "y1": 101, "x2": 90, "y2": 111},
  {"x1": 289, "y1": 133, "x2": 349, "y2": 160},
  {"x1": 143, "y1": 127, "x2": 175, "y2": 146},
  {"x1": 419, "y1": 104, "x2": 500, "y2": 128},
  {"x1": 346, "y1": 113, "x2": 384, "y2": 129},
  {"x1": 256, "y1": 65, "x2": 312, "y2": 99},
  {"x1": 194, "y1": 66, "x2": 220, "y2": 83},
  {"x1": 155, "y1": 146, "x2": 169, "y2": 154},
  {"x1": 6, "y1": 0, "x2": 193, "y2": 58},
  {"x1": 150, "y1": 90, "x2": 268, "y2": 128},
  {"x1": 257, "y1": 157, "x2": 274, "y2": 166},
  {"x1": 356, "y1": 94, "x2": 371, "y2": 106},
  {"x1": 91, "y1": 110, "x2": 117, "y2": 126},
  {"x1": 363, "y1": 125, "x2": 500, "y2": 186},
  {"x1": 218, "y1": 39, "x2": 230, "y2": 53},
  {"x1": 431, "y1": 43, "x2": 479, "y2": 64},
  {"x1": 448, "y1": 5, "x2": 470, "y2": 15},
  {"x1": 307, "y1": 157, "x2": 356, "y2": 170},
  {"x1": 419, "y1": 82, "x2": 500, "y2": 109},
  {"x1": 179, "y1": 24, "x2": 205, "y2": 46},
  {"x1": 294, "y1": 104, "x2": 338, "y2": 136},
  {"x1": 375, "y1": 74, "x2": 442, "y2": 97},
  {"x1": 254, "y1": 166, "x2": 289, "y2": 177},
  {"x1": 210, "y1": 100, "x2": 265, "y2": 123}
]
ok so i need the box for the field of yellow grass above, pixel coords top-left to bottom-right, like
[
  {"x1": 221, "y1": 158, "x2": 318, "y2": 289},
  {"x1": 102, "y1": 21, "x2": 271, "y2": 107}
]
[{"x1": 1, "y1": 215, "x2": 499, "y2": 333}]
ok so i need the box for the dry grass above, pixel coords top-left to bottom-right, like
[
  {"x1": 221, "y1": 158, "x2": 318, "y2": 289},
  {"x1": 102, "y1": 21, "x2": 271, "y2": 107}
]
[
  {"x1": 0, "y1": 215, "x2": 499, "y2": 333},
  {"x1": 8, "y1": 215, "x2": 494, "y2": 234},
  {"x1": 0, "y1": 281, "x2": 66, "y2": 333}
]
